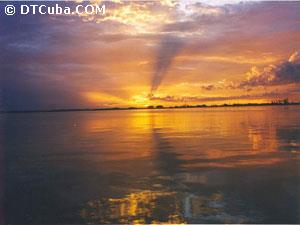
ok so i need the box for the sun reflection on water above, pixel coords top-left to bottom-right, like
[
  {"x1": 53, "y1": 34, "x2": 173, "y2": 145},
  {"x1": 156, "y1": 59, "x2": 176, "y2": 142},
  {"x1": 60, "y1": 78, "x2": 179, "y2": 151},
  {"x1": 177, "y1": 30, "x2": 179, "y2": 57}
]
[
  {"x1": 80, "y1": 190, "x2": 184, "y2": 224},
  {"x1": 79, "y1": 189, "x2": 251, "y2": 224}
]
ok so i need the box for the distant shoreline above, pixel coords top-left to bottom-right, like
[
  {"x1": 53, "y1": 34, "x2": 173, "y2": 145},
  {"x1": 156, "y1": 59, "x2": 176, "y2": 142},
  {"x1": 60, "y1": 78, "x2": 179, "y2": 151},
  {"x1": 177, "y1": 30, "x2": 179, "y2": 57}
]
[{"x1": 1, "y1": 102, "x2": 300, "y2": 114}]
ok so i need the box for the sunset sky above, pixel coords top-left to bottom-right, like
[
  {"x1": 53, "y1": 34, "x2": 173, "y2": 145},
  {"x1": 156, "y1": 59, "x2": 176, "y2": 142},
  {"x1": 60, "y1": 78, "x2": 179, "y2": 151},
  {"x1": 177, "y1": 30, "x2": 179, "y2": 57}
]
[{"x1": 1, "y1": 0, "x2": 300, "y2": 110}]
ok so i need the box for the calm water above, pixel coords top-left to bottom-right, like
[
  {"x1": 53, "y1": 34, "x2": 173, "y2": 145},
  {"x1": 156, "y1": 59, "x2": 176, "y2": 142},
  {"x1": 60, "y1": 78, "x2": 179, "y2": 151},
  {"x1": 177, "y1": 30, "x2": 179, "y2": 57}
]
[{"x1": 3, "y1": 106, "x2": 300, "y2": 224}]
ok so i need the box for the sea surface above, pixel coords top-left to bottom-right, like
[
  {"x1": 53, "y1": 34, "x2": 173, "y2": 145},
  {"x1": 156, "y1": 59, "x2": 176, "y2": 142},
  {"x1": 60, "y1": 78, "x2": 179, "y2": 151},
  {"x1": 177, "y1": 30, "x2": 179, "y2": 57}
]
[{"x1": 2, "y1": 106, "x2": 300, "y2": 224}]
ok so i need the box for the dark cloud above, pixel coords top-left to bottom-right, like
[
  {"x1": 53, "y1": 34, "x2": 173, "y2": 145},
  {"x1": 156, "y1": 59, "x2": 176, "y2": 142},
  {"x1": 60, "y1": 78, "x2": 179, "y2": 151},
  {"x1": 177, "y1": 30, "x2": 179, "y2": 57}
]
[
  {"x1": 1, "y1": 66, "x2": 86, "y2": 111},
  {"x1": 151, "y1": 35, "x2": 184, "y2": 93},
  {"x1": 239, "y1": 51, "x2": 300, "y2": 88},
  {"x1": 201, "y1": 84, "x2": 215, "y2": 91},
  {"x1": 0, "y1": 2, "x2": 125, "y2": 111}
]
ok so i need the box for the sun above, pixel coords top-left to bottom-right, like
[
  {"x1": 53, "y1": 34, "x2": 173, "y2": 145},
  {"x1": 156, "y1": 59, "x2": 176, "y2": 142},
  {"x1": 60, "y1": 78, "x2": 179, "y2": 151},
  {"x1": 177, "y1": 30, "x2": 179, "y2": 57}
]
[{"x1": 131, "y1": 93, "x2": 151, "y2": 107}]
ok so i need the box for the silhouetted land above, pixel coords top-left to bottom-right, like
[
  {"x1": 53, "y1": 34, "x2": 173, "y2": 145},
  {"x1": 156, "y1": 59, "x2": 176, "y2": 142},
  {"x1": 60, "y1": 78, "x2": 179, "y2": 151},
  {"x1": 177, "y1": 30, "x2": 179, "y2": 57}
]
[{"x1": 1, "y1": 102, "x2": 300, "y2": 114}]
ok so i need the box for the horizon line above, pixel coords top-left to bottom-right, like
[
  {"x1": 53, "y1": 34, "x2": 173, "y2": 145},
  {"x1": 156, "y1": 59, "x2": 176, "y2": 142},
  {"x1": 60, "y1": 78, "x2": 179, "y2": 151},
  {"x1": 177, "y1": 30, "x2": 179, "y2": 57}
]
[{"x1": 1, "y1": 101, "x2": 300, "y2": 114}]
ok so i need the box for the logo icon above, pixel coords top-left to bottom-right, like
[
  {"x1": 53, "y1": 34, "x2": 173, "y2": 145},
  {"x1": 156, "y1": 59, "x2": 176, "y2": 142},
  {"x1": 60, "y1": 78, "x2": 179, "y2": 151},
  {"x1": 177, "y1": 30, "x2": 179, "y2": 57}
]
[{"x1": 5, "y1": 5, "x2": 15, "y2": 15}]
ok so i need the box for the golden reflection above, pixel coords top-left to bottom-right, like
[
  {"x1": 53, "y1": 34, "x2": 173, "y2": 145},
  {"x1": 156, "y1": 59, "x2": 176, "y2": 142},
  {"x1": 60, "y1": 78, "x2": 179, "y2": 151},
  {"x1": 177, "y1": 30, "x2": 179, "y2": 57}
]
[
  {"x1": 83, "y1": 111, "x2": 153, "y2": 132},
  {"x1": 183, "y1": 156, "x2": 286, "y2": 169},
  {"x1": 248, "y1": 127, "x2": 278, "y2": 151},
  {"x1": 245, "y1": 110, "x2": 280, "y2": 151},
  {"x1": 79, "y1": 108, "x2": 295, "y2": 170},
  {"x1": 79, "y1": 189, "x2": 248, "y2": 224},
  {"x1": 80, "y1": 190, "x2": 185, "y2": 224},
  {"x1": 81, "y1": 190, "x2": 232, "y2": 224}
]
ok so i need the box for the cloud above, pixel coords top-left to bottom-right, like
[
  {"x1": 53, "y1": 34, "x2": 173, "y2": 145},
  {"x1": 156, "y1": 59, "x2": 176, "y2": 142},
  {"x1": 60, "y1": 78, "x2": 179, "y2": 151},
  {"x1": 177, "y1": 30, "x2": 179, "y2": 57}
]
[
  {"x1": 0, "y1": 8, "x2": 128, "y2": 111},
  {"x1": 201, "y1": 84, "x2": 216, "y2": 91},
  {"x1": 1, "y1": 1, "x2": 300, "y2": 110},
  {"x1": 1, "y1": 67, "x2": 86, "y2": 111},
  {"x1": 149, "y1": 90, "x2": 297, "y2": 103},
  {"x1": 151, "y1": 35, "x2": 184, "y2": 93},
  {"x1": 239, "y1": 51, "x2": 300, "y2": 88}
]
